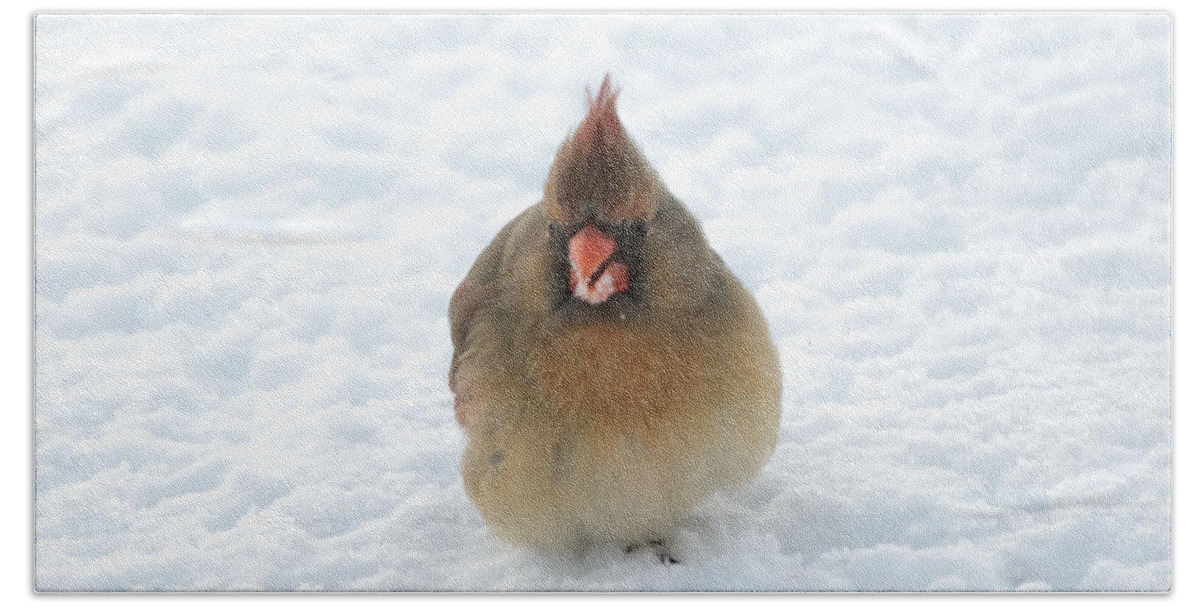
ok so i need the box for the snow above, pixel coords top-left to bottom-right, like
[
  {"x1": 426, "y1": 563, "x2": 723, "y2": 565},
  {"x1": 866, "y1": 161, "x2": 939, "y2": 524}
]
[{"x1": 33, "y1": 13, "x2": 1171, "y2": 591}]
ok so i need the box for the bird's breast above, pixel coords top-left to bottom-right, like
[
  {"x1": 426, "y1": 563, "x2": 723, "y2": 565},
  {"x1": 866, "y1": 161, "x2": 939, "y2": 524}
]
[{"x1": 527, "y1": 322, "x2": 716, "y2": 437}]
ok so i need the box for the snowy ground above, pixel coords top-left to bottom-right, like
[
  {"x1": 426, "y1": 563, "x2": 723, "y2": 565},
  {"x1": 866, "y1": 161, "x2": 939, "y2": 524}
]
[{"x1": 33, "y1": 14, "x2": 1171, "y2": 591}]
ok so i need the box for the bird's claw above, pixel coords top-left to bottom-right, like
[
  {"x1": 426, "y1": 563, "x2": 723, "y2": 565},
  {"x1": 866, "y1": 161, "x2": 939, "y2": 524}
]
[{"x1": 627, "y1": 539, "x2": 679, "y2": 565}]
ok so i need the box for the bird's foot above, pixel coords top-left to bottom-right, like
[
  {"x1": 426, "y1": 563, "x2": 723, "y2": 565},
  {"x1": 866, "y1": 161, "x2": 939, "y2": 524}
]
[
  {"x1": 625, "y1": 539, "x2": 679, "y2": 565},
  {"x1": 649, "y1": 539, "x2": 680, "y2": 565}
]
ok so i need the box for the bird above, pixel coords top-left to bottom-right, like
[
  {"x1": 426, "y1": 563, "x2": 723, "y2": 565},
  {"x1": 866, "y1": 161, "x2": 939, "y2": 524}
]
[{"x1": 448, "y1": 75, "x2": 781, "y2": 562}]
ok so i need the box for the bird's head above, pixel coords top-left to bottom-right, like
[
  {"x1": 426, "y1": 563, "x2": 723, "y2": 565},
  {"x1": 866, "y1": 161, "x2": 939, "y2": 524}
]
[{"x1": 543, "y1": 75, "x2": 662, "y2": 311}]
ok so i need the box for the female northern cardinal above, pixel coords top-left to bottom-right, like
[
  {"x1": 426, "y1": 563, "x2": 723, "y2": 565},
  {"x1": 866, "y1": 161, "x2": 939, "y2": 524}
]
[{"x1": 449, "y1": 76, "x2": 781, "y2": 562}]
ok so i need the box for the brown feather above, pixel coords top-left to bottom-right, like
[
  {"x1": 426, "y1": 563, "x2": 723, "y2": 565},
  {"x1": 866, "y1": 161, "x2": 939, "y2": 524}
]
[{"x1": 543, "y1": 73, "x2": 660, "y2": 224}]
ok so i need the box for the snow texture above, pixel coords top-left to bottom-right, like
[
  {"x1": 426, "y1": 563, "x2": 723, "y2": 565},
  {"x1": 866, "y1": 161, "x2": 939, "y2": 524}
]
[{"x1": 34, "y1": 13, "x2": 1171, "y2": 592}]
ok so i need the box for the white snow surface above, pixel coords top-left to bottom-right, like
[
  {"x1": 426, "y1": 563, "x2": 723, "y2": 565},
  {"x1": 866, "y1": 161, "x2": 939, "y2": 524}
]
[{"x1": 33, "y1": 14, "x2": 1171, "y2": 592}]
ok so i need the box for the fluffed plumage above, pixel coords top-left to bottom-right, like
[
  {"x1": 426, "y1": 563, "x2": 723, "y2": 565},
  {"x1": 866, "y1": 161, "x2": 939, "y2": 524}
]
[{"x1": 449, "y1": 76, "x2": 781, "y2": 554}]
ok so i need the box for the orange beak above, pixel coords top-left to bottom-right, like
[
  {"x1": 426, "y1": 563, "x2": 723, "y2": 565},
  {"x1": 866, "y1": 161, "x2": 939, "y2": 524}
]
[{"x1": 567, "y1": 224, "x2": 629, "y2": 305}]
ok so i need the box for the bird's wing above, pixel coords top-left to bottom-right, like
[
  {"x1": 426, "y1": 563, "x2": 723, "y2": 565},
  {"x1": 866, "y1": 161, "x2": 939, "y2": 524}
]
[{"x1": 448, "y1": 207, "x2": 537, "y2": 425}]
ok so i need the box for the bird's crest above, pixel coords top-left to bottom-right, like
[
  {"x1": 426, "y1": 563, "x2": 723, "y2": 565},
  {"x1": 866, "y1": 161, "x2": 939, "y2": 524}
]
[
  {"x1": 544, "y1": 74, "x2": 660, "y2": 223},
  {"x1": 574, "y1": 75, "x2": 624, "y2": 155}
]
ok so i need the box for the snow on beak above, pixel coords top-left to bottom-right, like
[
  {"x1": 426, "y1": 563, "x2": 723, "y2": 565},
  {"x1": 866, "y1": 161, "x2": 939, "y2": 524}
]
[{"x1": 567, "y1": 224, "x2": 630, "y2": 305}]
